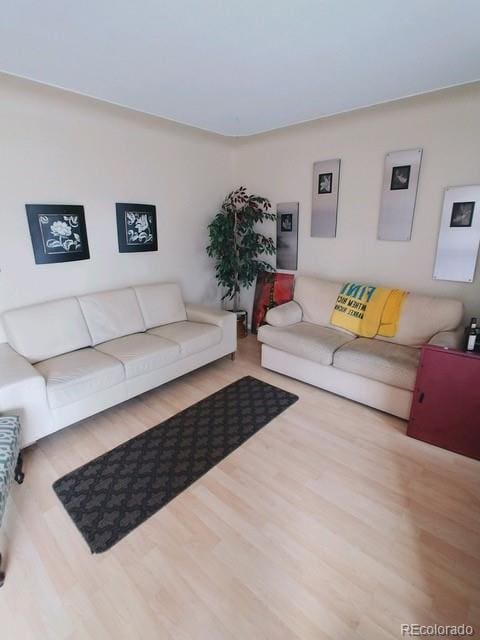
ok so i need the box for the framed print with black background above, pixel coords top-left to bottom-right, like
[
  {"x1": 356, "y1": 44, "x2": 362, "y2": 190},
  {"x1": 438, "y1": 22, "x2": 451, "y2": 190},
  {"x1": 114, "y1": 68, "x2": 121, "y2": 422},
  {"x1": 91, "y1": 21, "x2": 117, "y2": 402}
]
[
  {"x1": 390, "y1": 165, "x2": 411, "y2": 190},
  {"x1": 450, "y1": 201, "x2": 475, "y2": 228},
  {"x1": 276, "y1": 202, "x2": 299, "y2": 270},
  {"x1": 116, "y1": 203, "x2": 158, "y2": 253},
  {"x1": 318, "y1": 172, "x2": 333, "y2": 194},
  {"x1": 26, "y1": 204, "x2": 90, "y2": 264}
]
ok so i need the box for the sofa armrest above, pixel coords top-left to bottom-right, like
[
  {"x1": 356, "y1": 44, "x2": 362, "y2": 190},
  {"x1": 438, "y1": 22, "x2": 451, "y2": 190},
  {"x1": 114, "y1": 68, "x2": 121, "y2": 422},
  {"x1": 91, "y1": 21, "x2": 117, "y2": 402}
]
[
  {"x1": 0, "y1": 343, "x2": 52, "y2": 447},
  {"x1": 265, "y1": 301, "x2": 302, "y2": 327},
  {"x1": 185, "y1": 303, "x2": 237, "y2": 353},
  {"x1": 428, "y1": 326, "x2": 465, "y2": 350},
  {"x1": 185, "y1": 303, "x2": 233, "y2": 328},
  {"x1": 0, "y1": 343, "x2": 42, "y2": 390}
]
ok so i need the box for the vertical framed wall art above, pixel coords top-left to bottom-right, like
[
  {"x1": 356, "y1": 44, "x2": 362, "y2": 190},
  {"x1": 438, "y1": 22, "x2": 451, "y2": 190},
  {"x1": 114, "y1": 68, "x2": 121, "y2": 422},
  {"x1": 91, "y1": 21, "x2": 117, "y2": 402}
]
[
  {"x1": 377, "y1": 148, "x2": 422, "y2": 241},
  {"x1": 276, "y1": 202, "x2": 299, "y2": 270},
  {"x1": 311, "y1": 159, "x2": 340, "y2": 237},
  {"x1": 116, "y1": 203, "x2": 158, "y2": 253},
  {"x1": 25, "y1": 204, "x2": 90, "y2": 264},
  {"x1": 433, "y1": 185, "x2": 480, "y2": 282}
]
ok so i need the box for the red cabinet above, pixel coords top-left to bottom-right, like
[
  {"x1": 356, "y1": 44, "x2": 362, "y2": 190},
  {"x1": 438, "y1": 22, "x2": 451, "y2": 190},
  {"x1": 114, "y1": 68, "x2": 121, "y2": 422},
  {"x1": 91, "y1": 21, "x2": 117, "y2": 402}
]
[{"x1": 407, "y1": 345, "x2": 480, "y2": 460}]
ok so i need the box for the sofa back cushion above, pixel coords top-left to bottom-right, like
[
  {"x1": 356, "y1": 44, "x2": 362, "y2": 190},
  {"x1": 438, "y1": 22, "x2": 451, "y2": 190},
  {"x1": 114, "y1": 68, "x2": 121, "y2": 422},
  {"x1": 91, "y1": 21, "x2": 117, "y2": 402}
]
[
  {"x1": 294, "y1": 275, "x2": 463, "y2": 346},
  {"x1": 134, "y1": 283, "x2": 187, "y2": 329},
  {"x1": 78, "y1": 288, "x2": 145, "y2": 345},
  {"x1": 376, "y1": 293, "x2": 463, "y2": 346},
  {"x1": 2, "y1": 298, "x2": 92, "y2": 363},
  {"x1": 293, "y1": 276, "x2": 345, "y2": 328}
]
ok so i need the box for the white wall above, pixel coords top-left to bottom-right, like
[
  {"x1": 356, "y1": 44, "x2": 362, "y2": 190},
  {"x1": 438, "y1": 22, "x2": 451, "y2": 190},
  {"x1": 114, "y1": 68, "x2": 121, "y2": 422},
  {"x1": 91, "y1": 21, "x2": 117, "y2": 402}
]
[
  {"x1": 0, "y1": 74, "x2": 234, "y2": 341},
  {"x1": 1, "y1": 75, "x2": 479, "y2": 344},
  {"x1": 234, "y1": 83, "x2": 480, "y2": 320}
]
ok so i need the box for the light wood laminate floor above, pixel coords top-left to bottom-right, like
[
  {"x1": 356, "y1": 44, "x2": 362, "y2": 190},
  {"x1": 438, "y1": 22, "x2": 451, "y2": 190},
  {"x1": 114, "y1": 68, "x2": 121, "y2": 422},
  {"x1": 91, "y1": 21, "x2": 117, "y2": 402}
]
[{"x1": 1, "y1": 336, "x2": 479, "y2": 639}]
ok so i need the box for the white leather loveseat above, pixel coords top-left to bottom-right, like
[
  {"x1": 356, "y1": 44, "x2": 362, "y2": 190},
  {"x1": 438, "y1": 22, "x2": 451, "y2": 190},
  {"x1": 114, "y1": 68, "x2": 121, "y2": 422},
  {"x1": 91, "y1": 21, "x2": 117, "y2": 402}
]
[
  {"x1": 258, "y1": 276, "x2": 464, "y2": 419},
  {"x1": 0, "y1": 283, "x2": 236, "y2": 446}
]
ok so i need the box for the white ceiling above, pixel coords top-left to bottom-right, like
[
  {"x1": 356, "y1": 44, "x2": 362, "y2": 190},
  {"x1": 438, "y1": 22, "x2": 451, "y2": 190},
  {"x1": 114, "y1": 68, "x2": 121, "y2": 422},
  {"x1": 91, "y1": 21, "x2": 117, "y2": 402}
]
[{"x1": 1, "y1": 0, "x2": 480, "y2": 136}]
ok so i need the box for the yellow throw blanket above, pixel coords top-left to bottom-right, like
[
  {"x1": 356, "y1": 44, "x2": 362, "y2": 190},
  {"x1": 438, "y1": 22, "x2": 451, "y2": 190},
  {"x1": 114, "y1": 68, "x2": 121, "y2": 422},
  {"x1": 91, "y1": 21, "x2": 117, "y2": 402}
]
[{"x1": 330, "y1": 282, "x2": 408, "y2": 338}]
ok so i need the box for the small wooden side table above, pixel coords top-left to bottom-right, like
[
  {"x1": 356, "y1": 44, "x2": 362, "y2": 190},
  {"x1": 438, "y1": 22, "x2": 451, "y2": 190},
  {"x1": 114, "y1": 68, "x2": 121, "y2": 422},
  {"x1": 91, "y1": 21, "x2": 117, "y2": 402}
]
[
  {"x1": 407, "y1": 345, "x2": 480, "y2": 460},
  {"x1": 233, "y1": 309, "x2": 248, "y2": 339}
]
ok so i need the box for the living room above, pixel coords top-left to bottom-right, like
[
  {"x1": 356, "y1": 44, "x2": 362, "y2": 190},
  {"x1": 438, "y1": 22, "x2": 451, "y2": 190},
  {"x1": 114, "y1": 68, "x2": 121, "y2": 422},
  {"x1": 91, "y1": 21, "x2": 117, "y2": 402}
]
[{"x1": 0, "y1": 2, "x2": 479, "y2": 639}]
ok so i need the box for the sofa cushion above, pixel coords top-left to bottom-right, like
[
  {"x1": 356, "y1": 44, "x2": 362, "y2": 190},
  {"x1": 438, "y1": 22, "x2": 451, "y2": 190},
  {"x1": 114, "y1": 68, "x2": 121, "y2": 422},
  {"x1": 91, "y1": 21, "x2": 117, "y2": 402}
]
[
  {"x1": 95, "y1": 333, "x2": 180, "y2": 379},
  {"x1": 293, "y1": 276, "x2": 344, "y2": 328},
  {"x1": 2, "y1": 298, "x2": 92, "y2": 364},
  {"x1": 134, "y1": 283, "x2": 187, "y2": 329},
  {"x1": 333, "y1": 338, "x2": 420, "y2": 391},
  {"x1": 375, "y1": 293, "x2": 463, "y2": 347},
  {"x1": 265, "y1": 301, "x2": 303, "y2": 327},
  {"x1": 257, "y1": 322, "x2": 356, "y2": 366},
  {"x1": 148, "y1": 321, "x2": 222, "y2": 357},
  {"x1": 35, "y1": 348, "x2": 125, "y2": 409},
  {"x1": 78, "y1": 288, "x2": 145, "y2": 345}
]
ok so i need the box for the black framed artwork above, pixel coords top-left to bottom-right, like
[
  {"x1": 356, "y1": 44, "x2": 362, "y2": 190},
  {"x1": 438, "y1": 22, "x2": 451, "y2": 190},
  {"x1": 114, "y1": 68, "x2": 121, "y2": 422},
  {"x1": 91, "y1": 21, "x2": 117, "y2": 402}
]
[
  {"x1": 116, "y1": 203, "x2": 158, "y2": 253},
  {"x1": 450, "y1": 201, "x2": 475, "y2": 228},
  {"x1": 390, "y1": 165, "x2": 411, "y2": 190},
  {"x1": 25, "y1": 204, "x2": 90, "y2": 264},
  {"x1": 318, "y1": 172, "x2": 333, "y2": 194}
]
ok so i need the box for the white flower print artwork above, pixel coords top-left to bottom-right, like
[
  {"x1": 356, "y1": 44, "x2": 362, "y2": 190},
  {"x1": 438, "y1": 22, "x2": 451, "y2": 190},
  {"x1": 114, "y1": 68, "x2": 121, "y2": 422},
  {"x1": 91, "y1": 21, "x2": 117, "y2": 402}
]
[
  {"x1": 40, "y1": 215, "x2": 83, "y2": 253},
  {"x1": 116, "y1": 203, "x2": 157, "y2": 253},
  {"x1": 26, "y1": 204, "x2": 90, "y2": 264},
  {"x1": 125, "y1": 212, "x2": 154, "y2": 245}
]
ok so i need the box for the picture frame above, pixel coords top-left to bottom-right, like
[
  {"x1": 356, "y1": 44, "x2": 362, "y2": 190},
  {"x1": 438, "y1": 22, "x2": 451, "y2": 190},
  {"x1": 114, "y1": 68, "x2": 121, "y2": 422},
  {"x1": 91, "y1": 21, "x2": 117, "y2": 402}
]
[
  {"x1": 450, "y1": 201, "x2": 475, "y2": 228},
  {"x1": 318, "y1": 172, "x2": 333, "y2": 194},
  {"x1": 116, "y1": 203, "x2": 158, "y2": 253},
  {"x1": 433, "y1": 185, "x2": 480, "y2": 283},
  {"x1": 277, "y1": 202, "x2": 299, "y2": 270},
  {"x1": 390, "y1": 165, "x2": 411, "y2": 190},
  {"x1": 311, "y1": 159, "x2": 340, "y2": 237},
  {"x1": 377, "y1": 148, "x2": 422, "y2": 241},
  {"x1": 25, "y1": 204, "x2": 90, "y2": 264}
]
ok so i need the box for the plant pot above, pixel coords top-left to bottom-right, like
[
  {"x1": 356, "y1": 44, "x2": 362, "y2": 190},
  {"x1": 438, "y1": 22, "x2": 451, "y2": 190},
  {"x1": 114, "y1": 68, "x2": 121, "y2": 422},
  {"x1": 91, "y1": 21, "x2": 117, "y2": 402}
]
[{"x1": 233, "y1": 309, "x2": 248, "y2": 339}]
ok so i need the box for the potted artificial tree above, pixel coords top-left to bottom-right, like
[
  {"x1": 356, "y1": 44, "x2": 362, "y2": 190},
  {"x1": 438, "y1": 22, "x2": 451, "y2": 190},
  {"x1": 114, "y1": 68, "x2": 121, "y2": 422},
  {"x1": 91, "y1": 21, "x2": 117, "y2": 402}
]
[{"x1": 207, "y1": 186, "x2": 276, "y2": 337}]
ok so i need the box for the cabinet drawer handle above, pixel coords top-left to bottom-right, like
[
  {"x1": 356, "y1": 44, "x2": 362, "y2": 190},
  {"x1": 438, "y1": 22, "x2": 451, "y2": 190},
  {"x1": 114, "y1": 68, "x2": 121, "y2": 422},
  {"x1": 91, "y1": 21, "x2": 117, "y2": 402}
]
[{"x1": 419, "y1": 392, "x2": 425, "y2": 403}]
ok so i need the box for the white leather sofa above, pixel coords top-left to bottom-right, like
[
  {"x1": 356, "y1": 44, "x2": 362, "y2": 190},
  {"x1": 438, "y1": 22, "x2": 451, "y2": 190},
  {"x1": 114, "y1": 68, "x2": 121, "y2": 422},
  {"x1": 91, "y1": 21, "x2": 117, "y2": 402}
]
[
  {"x1": 0, "y1": 283, "x2": 236, "y2": 447},
  {"x1": 258, "y1": 276, "x2": 464, "y2": 419}
]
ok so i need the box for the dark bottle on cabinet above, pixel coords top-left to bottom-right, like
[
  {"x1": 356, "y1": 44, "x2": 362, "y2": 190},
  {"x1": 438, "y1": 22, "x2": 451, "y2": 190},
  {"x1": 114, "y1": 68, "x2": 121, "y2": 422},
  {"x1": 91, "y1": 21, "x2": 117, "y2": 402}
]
[{"x1": 467, "y1": 317, "x2": 477, "y2": 352}]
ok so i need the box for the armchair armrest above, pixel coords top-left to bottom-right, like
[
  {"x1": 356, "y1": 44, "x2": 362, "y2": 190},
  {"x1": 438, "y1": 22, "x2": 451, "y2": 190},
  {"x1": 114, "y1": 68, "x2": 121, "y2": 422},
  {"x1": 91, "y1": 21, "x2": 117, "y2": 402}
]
[
  {"x1": 428, "y1": 326, "x2": 465, "y2": 350},
  {"x1": 265, "y1": 301, "x2": 302, "y2": 327},
  {"x1": 0, "y1": 343, "x2": 52, "y2": 447}
]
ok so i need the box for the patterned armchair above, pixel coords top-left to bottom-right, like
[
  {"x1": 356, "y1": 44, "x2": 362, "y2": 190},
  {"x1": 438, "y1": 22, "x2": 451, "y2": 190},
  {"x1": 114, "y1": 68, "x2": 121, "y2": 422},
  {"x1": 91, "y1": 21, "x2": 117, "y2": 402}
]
[{"x1": 0, "y1": 416, "x2": 24, "y2": 587}]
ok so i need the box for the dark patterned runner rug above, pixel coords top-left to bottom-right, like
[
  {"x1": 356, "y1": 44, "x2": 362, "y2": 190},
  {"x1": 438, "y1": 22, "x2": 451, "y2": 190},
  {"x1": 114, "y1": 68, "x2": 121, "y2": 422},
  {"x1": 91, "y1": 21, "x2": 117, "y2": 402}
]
[{"x1": 53, "y1": 376, "x2": 298, "y2": 553}]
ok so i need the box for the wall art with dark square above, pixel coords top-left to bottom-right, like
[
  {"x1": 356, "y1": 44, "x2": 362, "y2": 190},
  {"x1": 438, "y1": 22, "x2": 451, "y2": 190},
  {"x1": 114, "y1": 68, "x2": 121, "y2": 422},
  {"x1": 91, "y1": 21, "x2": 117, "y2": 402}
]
[
  {"x1": 276, "y1": 202, "x2": 299, "y2": 270},
  {"x1": 450, "y1": 201, "x2": 475, "y2": 228},
  {"x1": 390, "y1": 165, "x2": 411, "y2": 190},
  {"x1": 116, "y1": 203, "x2": 158, "y2": 253},
  {"x1": 26, "y1": 204, "x2": 90, "y2": 264},
  {"x1": 311, "y1": 159, "x2": 340, "y2": 237},
  {"x1": 378, "y1": 148, "x2": 422, "y2": 241},
  {"x1": 434, "y1": 185, "x2": 480, "y2": 282}
]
